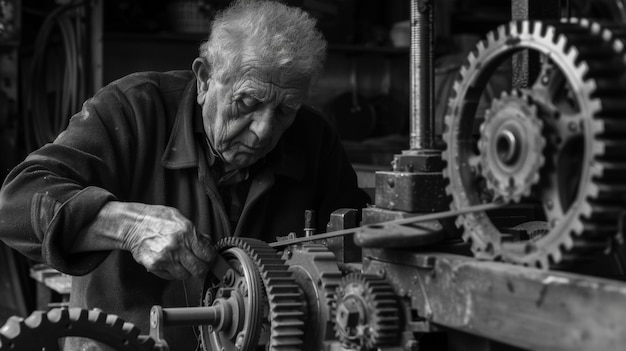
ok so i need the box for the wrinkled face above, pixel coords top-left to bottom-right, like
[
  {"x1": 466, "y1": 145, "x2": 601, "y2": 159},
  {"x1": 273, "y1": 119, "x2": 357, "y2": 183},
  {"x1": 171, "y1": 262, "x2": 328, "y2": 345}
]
[{"x1": 196, "y1": 59, "x2": 309, "y2": 170}]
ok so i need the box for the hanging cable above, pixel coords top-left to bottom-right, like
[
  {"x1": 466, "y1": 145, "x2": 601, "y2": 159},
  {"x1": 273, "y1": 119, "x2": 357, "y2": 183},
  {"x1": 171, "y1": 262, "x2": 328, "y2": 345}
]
[{"x1": 23, "y1": 1, "x2": 87, "y2": 152}]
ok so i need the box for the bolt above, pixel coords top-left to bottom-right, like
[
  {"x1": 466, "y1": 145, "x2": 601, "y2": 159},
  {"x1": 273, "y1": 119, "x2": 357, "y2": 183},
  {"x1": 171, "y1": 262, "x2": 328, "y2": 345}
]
[
  {"x1": 568, "y1": 121, "x2": 578, "y2": 133},
  {"x1": 150, "y1": 309, "x2": 157, "y2": 328},
  {"x1": 546, "y1": 199, "x2": 553, "y2": 210},
  {"x1": 541, "y1": 73, "x2": 550, "y2": 85}
]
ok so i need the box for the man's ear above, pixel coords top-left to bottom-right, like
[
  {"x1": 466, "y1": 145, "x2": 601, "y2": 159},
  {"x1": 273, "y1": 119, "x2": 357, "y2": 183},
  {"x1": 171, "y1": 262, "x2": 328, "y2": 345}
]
[{"x1": 192, "y1": 58, "x2": 211, "y2": 103}]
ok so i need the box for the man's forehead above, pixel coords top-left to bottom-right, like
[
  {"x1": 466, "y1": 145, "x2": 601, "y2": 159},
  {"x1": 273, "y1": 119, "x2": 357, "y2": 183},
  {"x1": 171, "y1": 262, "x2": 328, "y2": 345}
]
[{"x1": 235, "y1": 63, "x2": 310, "y2": 91}]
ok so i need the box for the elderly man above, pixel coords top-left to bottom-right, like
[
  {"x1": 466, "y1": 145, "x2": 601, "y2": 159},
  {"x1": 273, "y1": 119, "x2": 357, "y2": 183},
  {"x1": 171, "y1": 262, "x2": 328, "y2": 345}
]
[{"x1": 0, "y1": 0, "x2": 369, "y2": 349}]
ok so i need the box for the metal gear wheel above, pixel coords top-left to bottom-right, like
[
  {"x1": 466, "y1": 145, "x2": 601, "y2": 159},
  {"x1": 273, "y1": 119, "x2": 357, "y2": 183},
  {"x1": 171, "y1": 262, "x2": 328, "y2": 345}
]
[
  {"x1": 282, "y1": 243, "x2": 342, "y2": 350},
  {"x1": 201, "y1": 237, "x2": 305, "y2": 351},
  {"x1": 0, "y1": 308, "x2": 157, "y2": 351},
  {"x1": 478, "y1": 90, "x2": 545, "y2": 202},
  {"x1": 442, "y1": 20, "x2": 626, "y2": 268},
  {"x1": 334, "y1": 273, "x2": 400, "y2": 351}
]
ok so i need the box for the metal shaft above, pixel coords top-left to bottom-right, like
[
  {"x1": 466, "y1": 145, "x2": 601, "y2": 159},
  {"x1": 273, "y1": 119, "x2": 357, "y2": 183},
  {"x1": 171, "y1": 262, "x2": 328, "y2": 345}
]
[
  {"x1": 410, "y1": 0, "x2": 435, "y2": 150},
  {"x1": 158, "y1": 306, "x2": 222, "y2": 327}
]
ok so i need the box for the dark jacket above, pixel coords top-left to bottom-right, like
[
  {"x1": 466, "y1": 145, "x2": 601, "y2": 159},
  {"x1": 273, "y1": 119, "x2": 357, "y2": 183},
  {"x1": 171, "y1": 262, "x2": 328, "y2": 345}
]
[{"x1": 0, "y1": 70, "x2": 369, "y2": 350}]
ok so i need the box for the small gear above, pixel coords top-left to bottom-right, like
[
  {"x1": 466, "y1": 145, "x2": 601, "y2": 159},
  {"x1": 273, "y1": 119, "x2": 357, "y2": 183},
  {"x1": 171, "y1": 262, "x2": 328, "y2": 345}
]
[
  {"x1": 478, "y1": 90, "x2": 545, "y2": 202},
  {"x1": 201, "y1": 237, "x2": 306, "y2": 351},
  {"x1": 0, "y1": 308, "x2": 156, "y2": 351},
  {"x1": 334, "y1": 273, "x2": 400, "y2": 351},
  {"x1": 442, "y1": 20, "x2": 626, "y2": 268}
]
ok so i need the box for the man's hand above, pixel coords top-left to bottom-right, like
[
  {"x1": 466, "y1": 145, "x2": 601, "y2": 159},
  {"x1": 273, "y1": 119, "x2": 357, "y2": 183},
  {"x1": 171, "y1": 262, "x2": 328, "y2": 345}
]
[
  {"x1": 122, "y1": 204, "x2": 218, "y2": 280},
  {"x1": 72, "y1": 201, "x2": 218, "y2": 280}
]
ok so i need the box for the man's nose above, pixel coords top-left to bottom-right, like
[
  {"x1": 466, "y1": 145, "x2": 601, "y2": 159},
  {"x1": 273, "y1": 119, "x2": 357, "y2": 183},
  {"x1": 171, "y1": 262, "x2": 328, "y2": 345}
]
[{"x1": 250, "y1": 105, "x2": 274, "y2": 141}]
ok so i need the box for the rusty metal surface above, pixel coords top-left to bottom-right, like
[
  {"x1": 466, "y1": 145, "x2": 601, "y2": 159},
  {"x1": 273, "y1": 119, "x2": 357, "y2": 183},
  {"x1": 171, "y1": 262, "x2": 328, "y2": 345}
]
[
  {"x1": 364, "y1": 249, "x2": 626, "y2": 351},
  {"x1": 374, "y1": 171, "x2": 447, "y2": 212}
]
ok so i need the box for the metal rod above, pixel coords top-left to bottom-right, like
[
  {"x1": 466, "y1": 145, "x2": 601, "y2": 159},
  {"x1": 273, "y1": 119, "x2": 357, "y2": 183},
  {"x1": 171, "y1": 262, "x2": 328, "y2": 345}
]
[
  {"x1": 270, "y1": 202, "x2": 502, "y2": 248},
  {"x1": 410, "y1": 0, "x2": 434, "y2": 150},
  {"x1": 159, "y1": 306, "x2": 222, "y2": 327}
]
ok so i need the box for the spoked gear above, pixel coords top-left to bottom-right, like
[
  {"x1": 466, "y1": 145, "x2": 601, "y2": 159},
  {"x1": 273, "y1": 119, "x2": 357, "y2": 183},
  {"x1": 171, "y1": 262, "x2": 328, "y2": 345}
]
[
  {"x1": 442, "y1": 20, "x2": 626, "y2": 268},
  {"x1": 478, "y1": 90, "x2": 545, "y2": 202},
  {"x1": 334, "y1": 273, "x2": 400, "y2": 351},
  {"x1": 200, "y1": 237, "x2": 305, "y2": 351},
  {"x1": 0, "y1": 308, "x2": 157, "y2": 350}
]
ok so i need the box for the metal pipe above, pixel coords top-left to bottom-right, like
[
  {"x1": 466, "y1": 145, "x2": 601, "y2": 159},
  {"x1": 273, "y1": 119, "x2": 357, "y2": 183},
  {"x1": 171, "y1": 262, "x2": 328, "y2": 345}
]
[{"x1": 410, "y1": 0, "x2": 434, "y2": 150}]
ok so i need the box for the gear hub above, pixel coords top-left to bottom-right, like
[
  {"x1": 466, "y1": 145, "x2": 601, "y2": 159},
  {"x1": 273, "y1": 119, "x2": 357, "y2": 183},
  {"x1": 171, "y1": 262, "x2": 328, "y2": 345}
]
[
  {"x1": 334, "y1": 273, "x2": 400, "y2": 350},
  {"x1": 478, "y1": 90, "x2": 545, "y2": 202}
]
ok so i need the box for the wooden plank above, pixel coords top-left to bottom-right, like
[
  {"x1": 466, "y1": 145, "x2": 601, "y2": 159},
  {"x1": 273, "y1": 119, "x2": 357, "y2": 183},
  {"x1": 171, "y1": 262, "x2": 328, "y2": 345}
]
[{"x1": 364, "y1": 250, "x2": 626, "y2": 351}]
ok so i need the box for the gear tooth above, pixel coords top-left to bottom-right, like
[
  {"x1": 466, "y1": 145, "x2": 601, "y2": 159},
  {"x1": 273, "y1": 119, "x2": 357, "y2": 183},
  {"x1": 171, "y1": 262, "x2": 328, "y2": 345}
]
[
  {"x1": 555, "y1": 34, "x2": 567, "y2": 52},
  {"x1": 46, "y1": 306, "x2": 69, "y2": 324},
  {"x1": 523, "y1": 20, "x2": 532, "y2": 35},
  {"x1": 549, "y1": 249, "x2": 562, "y2": 267},
  {"x1": 561, "y1": 234, "x2": 575, "y2": 251},
  {"x1": 476, "y1": 39, "x2": 486, "y2": 54},
  {"x1": 0, "y1": 316, "x2": 26, "y2": 340},
  {"x1": 105, "y1": 313, "x2": 125, "y2": 330},
  {"x1": 23, "y1": 311, "x2": 45, "y2": 329},
  {"x1": 485, "y1": 32, "x2": 496, "y2": 47},
  {"x1": 532, "y1": 21, "x2": 542, "y2": 36}
]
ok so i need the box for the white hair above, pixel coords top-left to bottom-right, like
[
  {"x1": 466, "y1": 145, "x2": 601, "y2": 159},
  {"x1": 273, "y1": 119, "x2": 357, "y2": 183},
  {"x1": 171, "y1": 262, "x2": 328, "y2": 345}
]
[{"x1": 199, "y1": 0, "x2": 327, "y2": 91}]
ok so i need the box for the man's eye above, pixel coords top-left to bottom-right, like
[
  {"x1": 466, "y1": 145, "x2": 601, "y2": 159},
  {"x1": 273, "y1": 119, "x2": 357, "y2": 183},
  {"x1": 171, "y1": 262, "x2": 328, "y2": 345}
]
[{"x1": 238, "y1": 96, "x2": 259, "y2": 111}]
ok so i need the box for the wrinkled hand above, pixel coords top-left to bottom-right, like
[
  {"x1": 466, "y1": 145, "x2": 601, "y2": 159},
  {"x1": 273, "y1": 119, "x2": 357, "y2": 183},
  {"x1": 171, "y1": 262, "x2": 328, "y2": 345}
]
[{"x1": 121, "y1": 204, "x2": 217, "y2": 280}]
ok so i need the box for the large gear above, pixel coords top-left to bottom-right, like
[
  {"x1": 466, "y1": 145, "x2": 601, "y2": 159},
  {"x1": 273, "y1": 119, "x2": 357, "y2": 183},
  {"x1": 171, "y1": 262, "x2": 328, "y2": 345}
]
[
  {"x1": 442, "y1": 20, "x2": 626, "y2": 268},
  {"x1": 201, "y1": 237, "x2": 306, "y2": 351},
  {"x1": 282, "y1": 243, "x2": 342, "y2": 350},
  {"x1": 333, "y1": 273, "x2": 400, "y2": 351},
  {"x1": 0, "y1": 308, "x2": 157, "y2": 350},
  {"x1": 478, "y1": 90, "x2": 545, "y2": 202}
]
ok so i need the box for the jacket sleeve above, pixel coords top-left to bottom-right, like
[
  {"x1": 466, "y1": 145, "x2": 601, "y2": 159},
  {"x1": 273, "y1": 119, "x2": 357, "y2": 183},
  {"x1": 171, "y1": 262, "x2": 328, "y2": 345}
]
[{"x1": 0, "y1": 85, "x2": 139, "y2": 275}]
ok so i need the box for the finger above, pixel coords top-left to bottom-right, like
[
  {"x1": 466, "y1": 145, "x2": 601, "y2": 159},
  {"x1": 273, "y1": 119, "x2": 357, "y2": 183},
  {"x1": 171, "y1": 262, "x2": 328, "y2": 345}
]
[
  {"x1": 179, "y1": 250, "x2": 210, "y2": 277},
  {"x1": 189, "y1": 229, "x2": 217, "y2": 263}
]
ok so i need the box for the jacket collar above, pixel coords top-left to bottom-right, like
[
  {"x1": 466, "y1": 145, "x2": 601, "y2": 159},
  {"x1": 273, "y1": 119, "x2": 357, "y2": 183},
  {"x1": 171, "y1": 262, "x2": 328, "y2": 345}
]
[{"x1": 160, "y1": 77, "x2": 305, "y2": 182}]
